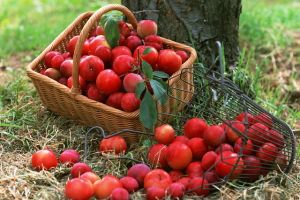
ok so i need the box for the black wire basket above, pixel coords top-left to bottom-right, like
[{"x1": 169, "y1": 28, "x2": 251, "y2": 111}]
[{"x1": 157, "y1": 41, "x2": 296, "y2": 184}]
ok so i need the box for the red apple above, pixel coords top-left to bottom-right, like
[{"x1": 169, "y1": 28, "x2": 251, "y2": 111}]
[
  {"x1": 166, "y1": 182, "x2": 185, "y2": 199},
  {"x1": 65, "y1": 178, "x2": 94, "y2": 200},
  {"x1": 67, "y1": 75, "x2": 87, "y2": 94},
  {"x1": 59, "y1": 149, "x2": 80, "y2": 167},
  {"x1": 224, "y1": 120, "x2": 245, "y2": 143},
  {"x1": 125, "y1": 35, "x2": 143, "y2": 52},
  {"x1": 79, "y1": 55, "x2": 104, "y2": 82},
  {"x1": 236, "y1": 112, "x2": 256, "y2": 125},
  {"x1": 118, "y1": 20, "x2": 131, "y2": 38},
  {"x1": 186, "y1": 162, "x2": 204, "y2": 179},
  {"x1": 154, "y1": 124, "x2": 175, "y2": 144},
  {"x1": 242, "y1": 156, "x2": 263, "y2": 181},
  {"x1": 67, "y1": 35, "x2": 90, "y2": 56},
  {"x1": 137, "y1": 20, "x2": 158, "y2": 39},
  {"x1": 188, "y1": 137, "x2": 208, "y2": 160},
  {"x1": 233, "y1": 137, "x2": 254, "y2": 155},
  {"x1": 100, "y1": 135, "x2": 127, "y2": 155},
  {"x1": 144, "y1": 169, "x2": 173, "y2": 190},
  {"x1": 147, "y1": 143, "x2": 168, "y2": 169},
  {"x1": 110, "y1": 188, "x2": 130, "y2": 200},
  {"x1": 177, "y1": 177, "x2": 191, "y2": 191},
  {"x1": 31, "y1": 149, "x2": 58, "y2": 171},
  {"x1": 60, "y1": 59, "x2": 73, "y2": 78},
  {"x1": 120, "y1": 176, "x2": 139, "y2": 194},
  {"x1": 146, "y1": 186, "x2": 165, "y2": 200},
  {"x1": 96, "y1": 69, "x2": 122, "y2": 96},
  {"x1": 123, "y1": 73, "x2": 143, "y2": 93},
  {"x1": 127, "y1": 163, "x2": 151, "y2": 188},
  {"x1": 110, "y1": 46, "x2": 132, "y2": 64},
  {"x1": 203, "y1": 125, "x2": 226, "y2": 147},
  {"x1": 157, "y1": 49, "x2": 182, "y2": 74},
  {"x1": 215, "y1": 151, "x2": 244, "y2": 179},
  {"x1": 172, "y1": 135, "x2": 190, "y2": 145},
  {"x1": 203, "y1": 170, "x2": 220, "y2": 184},
  {"x1": 253, "y1": 113, "x2": 273, "y2": 128},
  {"x1": 94, "y1": 45, "x2": 112, "y2": 63},
  {"x1": 51, "y1": 54, "x2": 65, "y2": 69},
  {"x1": 44, "y1": 51, "x2": 61, "y2": 68},
  {"x1": 85, "y1": 82, "x2": 107, "y2": 103},
  {"x1": 201, "y1": 151, "x2": 218, "y2": 171},
  {"x1": 168, "y1": 170, "x2": 184, "y2": 182},
  {"x1": 175, "y1": 50, "x2": 189, "y2": 63},
  {"x1": 268, "y1": 129, "x2": 285, "y2": 149},
  {"x1": 89, "y1": 35, "x2": 111, "y2": 55},
  {"x1": 187, "y1": 177, "x2": 210, "y2": 197},
  {"x1": 121, "y1": 92, "x2": 141, "y2": 112},
  {"x1": 44, "y1": 68, "x2": 62, "y2": 81},
  {"x1": 215, "y1": 143, "x2": 234, "y2": 155},
  {"x1": 166, "y1": 141, "x2": 193, "y2": 170},
  {"x1": 80, "y1": 171, "x2": 100, "y2": 184},
  {"x1": 93, "y1": 174, "x2": 122, "y2": 200},
  {"x1": 133, "y1": 46, "x2": 158, "y2": 68},
  {"x1": 247, "y1": 122, "x2": 270, "y2": 146},
  {"x1": 183, "y1": 118, "x2": 208, "y2": 139},
  {"x1": 256, "y1": 142, "x2": 279, "y2": 164},
  {"x1": 144, "y1": 35, "x2": 163, "y2": 52},
  {"x1": 70, "y1": 162, "x2": 92, "y2": 178},
  {"x1": 106, "y1": 92, "x2": 124, "y2": 110}
]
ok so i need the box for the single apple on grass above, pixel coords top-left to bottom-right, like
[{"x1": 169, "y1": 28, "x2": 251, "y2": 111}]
[
  {"x1": 99, "y1": 135, "x2": 127, "y2": 155},
  {"x1": 147, "y1": 143, "x2": 168, "y2": 169},
  {"x1": 93, "y1": 174, "x2": 123, "y2": 200},
  {"x1": 154, "y1": 124, "x2": 175, "y2": 144},
  {"x1": 166, "y1": 141, "x2": 193, "y2": 170},
  {"x1": 183, "y1": 118, "x2": 208, "y2": 139},
  {"x1": 65, "y1": 178, "x2": 94, "y2": 200},
  {"x1": 31, "y1": 149, "x2": 58, "y2": 171},
  {"x1": 59, "y1": 149, "x2": 80, "y2": 167},
  {"x1": 70, "y1": 162, "x2": 92, "y2": 178},
  {"x1": 144, "y1": 169, "x2": 173, "y2": 190},
  {"x1": 127, "y1": 163, "x2": 151, "y2": 188}
]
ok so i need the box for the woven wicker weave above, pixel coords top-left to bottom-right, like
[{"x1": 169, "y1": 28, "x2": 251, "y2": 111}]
[{"x1": 26, "y1": 4, "x2": 197, "y2": 144}]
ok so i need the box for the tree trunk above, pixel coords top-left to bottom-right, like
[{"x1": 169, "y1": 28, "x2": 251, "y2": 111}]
[{"x1": 121, "y1": 0, "x2": 242, "y2": 69}]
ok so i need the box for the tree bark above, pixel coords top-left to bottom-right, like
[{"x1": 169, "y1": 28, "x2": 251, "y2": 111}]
[{"x1": 121, "y1": 0, "x2": 242, "y2": 69}]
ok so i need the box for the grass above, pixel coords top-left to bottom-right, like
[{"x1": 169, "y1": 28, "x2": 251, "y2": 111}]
[{"x1": 0, "y1": 0, "x2": 300, "y2": 199}]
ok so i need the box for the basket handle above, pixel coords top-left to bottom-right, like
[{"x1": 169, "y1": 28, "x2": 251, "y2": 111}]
[{"x1": 70, "y1": 4, "x2": 139, "y2": 95}]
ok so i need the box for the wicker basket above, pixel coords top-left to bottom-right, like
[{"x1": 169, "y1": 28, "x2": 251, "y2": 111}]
[{"x1": 26, "y1": 4, "x2": 197, "y2": 144}]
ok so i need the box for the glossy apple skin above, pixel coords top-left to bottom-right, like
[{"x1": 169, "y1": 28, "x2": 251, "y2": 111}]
[
  {"x1": 60, "y1": 59, "x2": 73, "y2": 78},
  {"x1": 183, "y1": 118, "x2": 208, "y2": 139},
  {"x1": 242, "y1": 156, "x2": 263, "y2": 181},
  {"x1": 96, "y1": 69, "x2": 122, "y2": 96},
  {"x1": 144, "y1": 35, "x2": 163, "y2": 52},
  {"x1": 166, "y1": 141, "x2": 193, "y2": 170},
  {"x1": 31, "y1": 149, "x2": 58, "y2": 171},
  {"x1": 157, "y1": 49, "x2": 182, "y2": 74},
  {"x1": 79, "y1": 55, "x2": 104, "y2": 82},
  {"x1": 99, "y1": 135, "x2": 127, "y2": 155},
  {"x1": 44, "y1": 68, "x2": 62, "y2": 81},
  {"x1": 123, "y1": 73, "x2": 143, "y2": 93},
  {"x1": 186, "y1": 162, "x2": 204, "y2": 179},
  {"x1": 146, "y1": 186, "x2": 166, "y2": 200},
  {"x1": 147, "y1": 143, "x2": 168, "y2": 169},
  {"x1": 80, "y1": 171, "x2": 100, "y2": 184},
  {"x1": 256, "y1": 142, "x2": 279, "y2": 164},
  {"x1": 67, "y1": 35, "x2": 90, "y2": 56},
  {"x1": 65, "y1": 178, "x2": 94, "y2": 200},
  {"x1": 70, "y1": 162, "x2": 92, "y2": 178},
  {"x1": 215, "y1": 143, "x2": 234, "y2": 155},
  {"x1": 201, "y1": 151, "x2": 218, "y2": 171},
  {"x1": 133, "y1": 46, "x2": 158, "y2": 68},
  {"x1": 168, "y1": 170, "x2": 184, "y2": 182},
  {"x1": 89, "y1": 35, "x2": 111, "y2": 55},
  {"x1": 144, "y1": 169, "x2": 173, "y2": 190},
  {"x1": 85, "y1": 82, "x2": 107, "y2": 103},
  {"x1": 93, "y1": 175, "x2": 123, "y2": 200},
  {"x1": 247, "y1": 122, "x2": 270, "y2": 146},
  {"x1": 106, "y1": 92, "x2": 124, "y2": 110},
  {"x1": 175, "y1": 50, "x2": 189, "y2": 63},
  {"x1": 121, "y1": 92, "x2": 141, "y2": 112},
  {"x1": 203, "y1": 125, "x2": 226, "y2": 147},
  {"x1": 234, "y1": 137, "x2": 254, "y2": 155},
  {"x1": 154, "y1": 124, "x2": 175, "y2": 144},
  {"x1": 224, "y1": 120, "x2": 245, "y2": 143},
  {"x1": 166, "y1": 182, "x2": 185, "y2": 199},
  {"x1": 67, "y1": 75, "x2": 87, "y2": 94},
  {"x1": 110, "y1": 188, "x2": 130, "y2": 200},
  {"x1": 188, "y1": 137, "x2": 208, "y2": 160}
]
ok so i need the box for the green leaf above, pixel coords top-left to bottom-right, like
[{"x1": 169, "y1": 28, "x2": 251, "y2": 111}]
[
  {"x1": 104, "y1": 18, "x2": 120, "y2": 48},
  {"x1": 142, "y1": 47, "x2": 152, "y2": 55},
  {"x1": 135, "y1": 81, "x2": 146, "y2": 98},
  {"x1": 140, "y1": 90, "x2": 157, "y2": 131},
  {"x1": 153, "y1": 71, "x2": 170, "y2": 79},
  {"x1": 142, "y1": 60, "x2": 153, "y2": 79},
  {"x1": 149, "y1": 79, "x2": 168, "y2": 106}
]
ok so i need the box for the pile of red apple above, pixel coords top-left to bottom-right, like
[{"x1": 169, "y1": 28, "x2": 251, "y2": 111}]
[
  {"x1": 39, "y1": 19, "x2": 189, "y2": 112},
  {"x1": 31, "y1": 111, "x2": 287, "y2": 200}
]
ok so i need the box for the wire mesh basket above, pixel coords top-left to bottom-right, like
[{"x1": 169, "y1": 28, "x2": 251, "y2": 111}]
[{"x1": 157, "y1": 41, "x2": 296, "y2": 184}]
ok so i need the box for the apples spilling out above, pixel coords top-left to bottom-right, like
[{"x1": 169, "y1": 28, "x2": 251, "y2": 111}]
[
  {"x1": 40, "y1": 17, "x2": 190, "y2": 131},
  {"x1": 30, "y1": 111, "x2": 287, "y2": 199}
]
